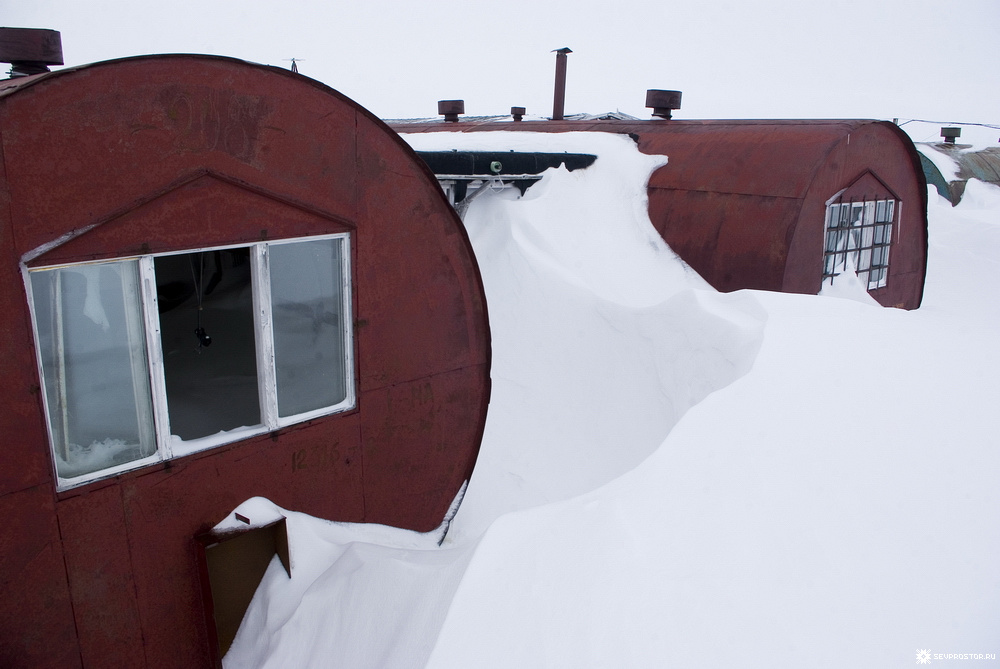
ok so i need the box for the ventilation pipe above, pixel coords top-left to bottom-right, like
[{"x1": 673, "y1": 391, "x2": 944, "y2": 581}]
[
  {"x1": 646, "y1": 89, "x2": 682, "y2": 120},
  {"x1": 0, "y1": 27, "x2": 63, "y2": 78},
  {"x1": 511, "y1": 106, "x2": 525, "y2": 122},
  {"x1": 438, "y1": 100, "x2": 465, "y2": 123},
  {"x1": 551, "y1": 48, "x2": 572, "y2": 120}
]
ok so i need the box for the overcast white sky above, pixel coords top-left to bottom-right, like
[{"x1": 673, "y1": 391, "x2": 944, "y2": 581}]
[{"x1": 4, "y1": 0, "x2": 999, "y2": 142}]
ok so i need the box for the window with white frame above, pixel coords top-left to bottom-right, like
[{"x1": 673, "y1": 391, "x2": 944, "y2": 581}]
[
  {"x1": 26, "y1": 234, "x2": 354, "y2": 487},
  {"x1": 823, "y1": 197, "x2": 896, "y2": 290}
]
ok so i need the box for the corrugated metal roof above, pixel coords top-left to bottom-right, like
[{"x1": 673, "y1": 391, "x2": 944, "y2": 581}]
[{"x1": 916, "y1": 143, "x2": 1000, "y2": 204}]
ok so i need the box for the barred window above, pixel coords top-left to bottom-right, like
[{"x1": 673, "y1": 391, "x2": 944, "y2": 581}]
[{"x1": 823, "y1": 197, "x2": 896, "y2": 290}]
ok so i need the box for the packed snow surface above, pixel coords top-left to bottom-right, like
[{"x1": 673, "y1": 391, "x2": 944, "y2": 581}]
[
  {"x1": 916, "y1": 142, "x2": 962, "y2": 183},
  {"x1": 225, "y1": 133, "x2": 1000, "y2": 668}
]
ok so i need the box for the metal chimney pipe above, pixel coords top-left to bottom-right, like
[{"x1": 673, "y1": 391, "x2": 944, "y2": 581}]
[{"x1": 551, "y1": 48, "x2": 572, "y2": 120}]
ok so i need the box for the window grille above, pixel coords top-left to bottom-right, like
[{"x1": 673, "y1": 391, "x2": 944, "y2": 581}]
[{"x1": 823, "y1": 197, "x2": 896, "y2": 290}]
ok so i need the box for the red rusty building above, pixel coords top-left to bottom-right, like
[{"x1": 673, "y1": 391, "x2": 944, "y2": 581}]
[
  {"x1": 0, "y1": 54, "x2": 490, "y2": 667},
  {"x1": 397, "y1": 116, "x2": 928, "y2": 309}
]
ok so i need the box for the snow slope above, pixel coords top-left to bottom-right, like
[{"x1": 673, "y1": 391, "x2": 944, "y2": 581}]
[{"x1": 225, "y1": 133, "x2": 1000, "y2": 669}]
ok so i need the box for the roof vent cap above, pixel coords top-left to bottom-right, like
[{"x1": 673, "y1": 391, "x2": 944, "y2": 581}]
[
  {"x1": 645, "y1": 89, "x2": 682, "y2": 120},
  {"x1": 0, "y1": 28, "x2": 63, "y2": 78},
  {"x1": 941, "y1": 127, "x2": 961, "y2": 144},
  {"x1": 438, "y1": 100, "x2": 465, "y2": 123}
]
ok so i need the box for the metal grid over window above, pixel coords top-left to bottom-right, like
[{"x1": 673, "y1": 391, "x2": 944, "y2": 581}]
[{"x1": 823, "y1": 197, "x2": 896, "y2": 290}]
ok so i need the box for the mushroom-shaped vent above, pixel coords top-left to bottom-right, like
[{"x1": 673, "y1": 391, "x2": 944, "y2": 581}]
[{"x1": 645, "y1": 89, "x2": 682, "y2": 119}]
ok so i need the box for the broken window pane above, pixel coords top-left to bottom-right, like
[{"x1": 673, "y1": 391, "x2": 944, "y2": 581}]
[{"x1": 155, "y1": 250, "x2": 261, "y2": 441}]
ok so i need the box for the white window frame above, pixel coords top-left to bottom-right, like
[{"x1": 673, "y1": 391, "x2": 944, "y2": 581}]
[{"x1": 24, "y1": 232, "x2": 355, "y2": 490}]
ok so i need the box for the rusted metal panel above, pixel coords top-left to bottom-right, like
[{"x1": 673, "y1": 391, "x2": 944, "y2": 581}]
[
  {"x1": 56, "y1": 485, "x2": 146, "y2": 668},
  {"x1": 3, "y1": 61, "x2": 360, "y2": 259},
  {"x1": 354, "y1": 118, "x2": 491, "y2": 393},
  {"x1": 104, "y1": 394, "x2": 364, "y2": 667},
  {"x1": 0, "y1": 200, "x2": 53, "y2": 496},
  {"x1": 639, "y1": 121, "x2": 850, "y2": 199},
  {"x1": 0, "y1": 485, "x2": 81, "y2": 668},
  {"x1": 46, "y1": 413, "x2": 365, "y2": 667},
  {"x1": 649, "y1": 187, "x2": 801, "y2": 292},
  {"x1": 25, "y1": 170, "x2": 356, "y2": 267},
  {"x1": 0, "y1": 54, "x2": 490, "y2": 668},
  {"x1": 362, "y1": 364, "x2": 490, "y2": 531}
]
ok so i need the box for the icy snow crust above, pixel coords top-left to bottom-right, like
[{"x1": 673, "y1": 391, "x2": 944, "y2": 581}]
[{"x1": 224, "y1": 133, "x2": 1000, "y2": 668}]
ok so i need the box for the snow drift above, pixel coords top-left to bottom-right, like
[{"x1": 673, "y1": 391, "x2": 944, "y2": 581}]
[{"x1": 225, "y1": 132, "x2": 1000, "y2": 669}]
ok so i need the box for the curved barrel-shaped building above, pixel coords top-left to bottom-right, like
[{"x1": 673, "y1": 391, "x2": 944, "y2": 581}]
[
  {"x1": 399, "y1": 117, "x2": 928, "y2": 309},
  {"x1": 0, "y1": 55, "x2": 490, "y2": 667}
]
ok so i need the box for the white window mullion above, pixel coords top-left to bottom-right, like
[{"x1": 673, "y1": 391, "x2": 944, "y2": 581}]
[
  {"x1": 51, "y1": 270, "x2": 71, "y2": 461},
  {"x1": 252, "y1": 244, "x2": 279, "y2": 430},
  {"x1": 139, "y1": 255, "x2": 172, "y2": 459},
  {"x1": 340, "y1": 236, "x2": 356, "y2": 409},
  {"x1": 121, "y1": 261, "x2": 157, "y2": 459},
  {"x1": 892, "y1": 200, "x2": 900, "y2": 246}
]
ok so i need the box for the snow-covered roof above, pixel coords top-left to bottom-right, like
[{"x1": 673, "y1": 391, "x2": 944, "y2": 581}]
[{"x1": 385, "y1": 110, "x2": 641, "y2": 125}]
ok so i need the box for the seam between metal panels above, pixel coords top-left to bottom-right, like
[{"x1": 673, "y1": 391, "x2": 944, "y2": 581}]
[{"x1": 647, "y1": 185, "x2": 805, "y2": 201}]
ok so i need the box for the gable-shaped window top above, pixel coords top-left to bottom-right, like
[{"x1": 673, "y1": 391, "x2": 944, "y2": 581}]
[
  {"x1": 26, "y1": 234, "x2": 354, "y2": 488},
  {"x1": 823, "y1": 174, "x2": 900, "y2": 291}
]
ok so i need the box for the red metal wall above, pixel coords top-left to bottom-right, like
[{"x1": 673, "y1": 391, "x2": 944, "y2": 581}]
[
  {"x1": 0, "y1": 55, "x2": 490, "y2": 668},
  {"x1": 397, "y1": 118, "x2": 928, "y2": 309}
]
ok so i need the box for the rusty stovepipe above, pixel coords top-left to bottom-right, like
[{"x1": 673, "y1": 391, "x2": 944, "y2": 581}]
[{"x1": 551, "y1": 48, "x2": 572, "y2": 120}]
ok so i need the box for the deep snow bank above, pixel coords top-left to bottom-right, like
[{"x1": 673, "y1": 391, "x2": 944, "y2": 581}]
[
  {"x1": 406, "y1": 132, "x2": 766, "y2": 539},
  {"x1": 224, "y1": 131, "x2": 767, "y2": 667},
  {"x1": 221, "y1": 497, "x2": 475, "y2": 669},
  {"x1": 226, "y1": 130, "x2": 1000, "y2": 669},
  {"x1": 425, "y1": 182, "x2": 1000, "y2": 668}
]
